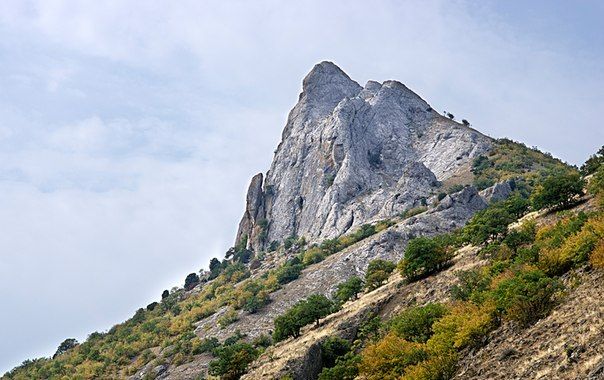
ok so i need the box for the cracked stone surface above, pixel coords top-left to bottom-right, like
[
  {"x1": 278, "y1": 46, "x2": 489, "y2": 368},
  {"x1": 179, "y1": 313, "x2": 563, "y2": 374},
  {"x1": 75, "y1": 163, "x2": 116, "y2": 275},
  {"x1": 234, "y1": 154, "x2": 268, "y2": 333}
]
[{"x1": 236, "y1": 61, "x2": 492, "y2": 249}]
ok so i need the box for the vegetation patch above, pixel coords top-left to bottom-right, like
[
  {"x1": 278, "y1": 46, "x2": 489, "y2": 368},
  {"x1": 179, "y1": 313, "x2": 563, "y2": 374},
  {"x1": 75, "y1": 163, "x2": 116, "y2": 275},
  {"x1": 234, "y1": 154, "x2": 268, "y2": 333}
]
[{"x1": 471, "y1": 138, "x2": 573, "y2": 191}]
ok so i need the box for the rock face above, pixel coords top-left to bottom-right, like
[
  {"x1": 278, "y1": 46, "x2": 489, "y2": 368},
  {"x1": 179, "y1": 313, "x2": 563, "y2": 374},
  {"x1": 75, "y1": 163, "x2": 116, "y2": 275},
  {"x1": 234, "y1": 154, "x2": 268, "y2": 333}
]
[
  {"x1": 236, "y1": 61, "x2": 491, "y2": 249},
  {"x1": 197, "y1": 186, "x2": 488, "y2": 347},
  {"x1": 236, "y1": 173, "x2": 265, "y2": 250}
]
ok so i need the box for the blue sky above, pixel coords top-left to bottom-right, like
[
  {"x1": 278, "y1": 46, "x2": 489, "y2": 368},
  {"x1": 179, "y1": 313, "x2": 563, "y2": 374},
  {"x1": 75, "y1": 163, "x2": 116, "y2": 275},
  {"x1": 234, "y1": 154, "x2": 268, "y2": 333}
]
[{"x1": 0, "y1": 0, "x2": 602, "y2": 373}]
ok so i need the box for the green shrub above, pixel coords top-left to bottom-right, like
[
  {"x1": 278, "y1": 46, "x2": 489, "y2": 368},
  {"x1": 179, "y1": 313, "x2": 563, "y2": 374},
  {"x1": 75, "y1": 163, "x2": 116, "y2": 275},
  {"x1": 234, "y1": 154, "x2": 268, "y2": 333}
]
[
  {"x1": 375, "y1": 219, "x2": 395, "y2": 232},
  {"x1": 318, "y1": 353, "x2": 360, "y2": 380},
  {"x1": 217, "y1": 308, "x2": 239, "y2": 328},
  {"x1": 321, "y1": 336, "x2": 351, "y2": 368},
  {"x1": 447, "y1": 184, "x2": 465, "y2": 194},
  {"x1": 462, "y1": 194, "x2": 528, "y2": 245},
  {"x1": 268, "y1": 240, "x2": 280, "y2": 252},
  {"x1": 399, "y1": 236, "x2": 453, "y2": 281},
  {"x1": 400, "y1": 206, "x2": 428, "y2": 219},
  {"x1": 208, "y1": 341, "x2": 258, "y2": 380},
  {"x1": 450, "y1": 268, "x2": 491, "y2": 302},
  {"x1": 365, "y1": 259, "x2": 396, "y2": 290},
  {"x1": 388, "y1": 303, "x2": 448, "y2": 343},
  {"x1": 503, "y1": 222, "x2": 536, "y2": 252},
  {"x1": 475, "y1": 177, "x2": 495, "y2": 191},
  {"x1": 320, "y1": 238, "x2": 343, "y2": 255},
  {"x1": 472, "y1": 155, "x2": 492, "y2": 175},
  {"x1": 276, "y1": 263, "x2": 303, "y2": 285},
  {"x1": 471, "y1": 138, "x2": 571, "y2": 192},
  {"x1": 302, "y1": 246, "x2": 327, "y2": 265},
  {"x1": 536, "y1": 212, "x2": 589, "y2": 250},
  {"x1": 242, "y1": 290, "x2": 270, "y2": 314},
  {"x1": 588, "y1": 164, "x2": 604, "y2": 206},
  {"x1": 334, "y1": 276, "x2": 364, "y2": 304},
  {"x1": 273, "y1": 294, "x2": 335, "y2": 342},
  {"x1": 531, "y1": 172, "x2": 585, "y2": 210},
  {"x1": 580, "y1": 145, "x2": 604, "y2": 176},
  {"x1": 515, "y1": 245, "x2": 539, "y2": 264},
  {"x1": 192, "y1": 337, "x2": 219, "y2": 354},
  {"x1": 492, "y1": 269, "x2": 560, "y2": 326},
  {"x1": 283, "y1": 236, "x2": 298, "y2": 250},
  {"x1": 350, "y1": 224, "x2": 377, "y2": 241}
]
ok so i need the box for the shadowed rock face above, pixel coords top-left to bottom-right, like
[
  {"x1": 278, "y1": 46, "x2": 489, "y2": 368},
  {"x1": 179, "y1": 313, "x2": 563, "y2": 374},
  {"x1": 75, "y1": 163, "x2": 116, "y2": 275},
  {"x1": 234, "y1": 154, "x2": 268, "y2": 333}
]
[{"x1": 237, "y1": 61, "x2": 491, "y2": 248}]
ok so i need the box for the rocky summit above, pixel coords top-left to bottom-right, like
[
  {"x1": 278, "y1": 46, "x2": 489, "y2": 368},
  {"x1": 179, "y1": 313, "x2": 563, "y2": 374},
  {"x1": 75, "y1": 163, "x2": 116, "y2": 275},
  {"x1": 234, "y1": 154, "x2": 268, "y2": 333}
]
[{"x1": 237, "y1": 61, "x2": 491, "y2": 251}]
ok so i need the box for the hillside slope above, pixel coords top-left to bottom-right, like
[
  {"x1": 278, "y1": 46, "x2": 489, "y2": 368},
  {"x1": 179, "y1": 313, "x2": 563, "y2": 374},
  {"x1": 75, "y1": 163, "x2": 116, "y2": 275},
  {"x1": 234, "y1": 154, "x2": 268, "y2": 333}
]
[
  {"x1": 455, "y1": 267, "x2": 604, "y2": 380},
  {"x1": 243, "y1": 196, "x2": 604, "y2": 380},
  {"x1": 2, "y1": 62, "x2": 576, "y2": 380},
  {"x1": 241, "y1": 245, "x2": 485, "y2": 380}
]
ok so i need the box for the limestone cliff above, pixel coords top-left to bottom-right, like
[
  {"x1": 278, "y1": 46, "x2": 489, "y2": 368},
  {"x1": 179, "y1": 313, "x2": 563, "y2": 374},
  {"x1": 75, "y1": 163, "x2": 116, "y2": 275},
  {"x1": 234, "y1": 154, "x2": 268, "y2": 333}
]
[{"x1": 236, "y1": 61, "x2": 491, "y2": 249}]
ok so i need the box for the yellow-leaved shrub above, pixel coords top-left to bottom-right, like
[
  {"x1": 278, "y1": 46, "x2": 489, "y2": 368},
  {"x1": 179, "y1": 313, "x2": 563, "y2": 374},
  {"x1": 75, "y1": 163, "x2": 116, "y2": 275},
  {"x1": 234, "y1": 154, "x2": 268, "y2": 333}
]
[
  {"x1": 428, "y1": 301, "x2": 496, "y2": 352},
  {"x1": 359, "y1": 333, "x2": 428, "y2": 380}
]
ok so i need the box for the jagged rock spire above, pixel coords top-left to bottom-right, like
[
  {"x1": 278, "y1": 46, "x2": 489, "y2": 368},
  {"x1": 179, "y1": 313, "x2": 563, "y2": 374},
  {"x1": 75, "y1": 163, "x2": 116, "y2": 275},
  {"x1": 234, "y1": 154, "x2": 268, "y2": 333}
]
[{"x1": 237, "y1": 62, "x2": 491, "y2": 249}]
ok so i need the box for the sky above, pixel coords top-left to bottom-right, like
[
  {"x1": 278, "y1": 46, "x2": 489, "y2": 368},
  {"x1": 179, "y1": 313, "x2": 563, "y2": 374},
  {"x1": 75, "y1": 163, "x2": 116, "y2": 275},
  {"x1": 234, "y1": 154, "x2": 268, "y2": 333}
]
[{"x1": 0, "y1": 0, "x2": 602, "y2": 374}]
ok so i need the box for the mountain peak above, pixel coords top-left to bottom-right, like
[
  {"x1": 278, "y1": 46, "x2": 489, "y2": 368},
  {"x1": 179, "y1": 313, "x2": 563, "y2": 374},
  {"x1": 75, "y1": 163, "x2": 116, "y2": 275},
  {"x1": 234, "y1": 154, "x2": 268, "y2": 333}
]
[
  {"x1": 301, "y1": 61, "x2": 361, "y2": 98},
  {"x1": 304, "y1": 61, "x2": 349, "y2": 83},
  {"x1": 237, "y1": 65, "x2": 493, "y2": 250}
]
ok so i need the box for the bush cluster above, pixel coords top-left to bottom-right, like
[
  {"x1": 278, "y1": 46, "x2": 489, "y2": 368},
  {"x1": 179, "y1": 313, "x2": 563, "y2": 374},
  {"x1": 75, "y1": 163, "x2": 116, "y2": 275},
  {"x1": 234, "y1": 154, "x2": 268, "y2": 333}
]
[
  {"x1": 399, "y1": 235, "x2": 455, "y2": 281},
  {"x1": 461, "y1": 193, "x2": 529, "y2": 245},
  {"x1": 530, "y1": 172, "x2": 585, "y2": 210},
  {"x1": 471, "y1": 138, "x2": 571, "y2": 191},
  {"x1": 350, "y1": 145, "x2": 604, "y2": 380},
  {"x1": 365, "y1": 259, "x2": 396, "y2": 290},
  {"x1": 273, "y1": 294, "x2": 336, "y2": 342},
  {"x1": 207, "y1": 331, "x2": 264, "y2": 380}
]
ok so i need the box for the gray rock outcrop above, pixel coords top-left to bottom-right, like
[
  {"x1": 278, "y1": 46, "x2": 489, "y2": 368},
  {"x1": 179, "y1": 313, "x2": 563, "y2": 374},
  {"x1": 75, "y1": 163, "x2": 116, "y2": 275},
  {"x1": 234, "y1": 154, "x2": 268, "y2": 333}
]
[
  {"x1": 198, "y1": 186, "x2": 488, "y2": 344},
  {"x1": 236, "y1": 61, "x2": 492, "y2": 249},
  {"x1": 479, "y1": 180, "x2": 513, "y2": 203}
]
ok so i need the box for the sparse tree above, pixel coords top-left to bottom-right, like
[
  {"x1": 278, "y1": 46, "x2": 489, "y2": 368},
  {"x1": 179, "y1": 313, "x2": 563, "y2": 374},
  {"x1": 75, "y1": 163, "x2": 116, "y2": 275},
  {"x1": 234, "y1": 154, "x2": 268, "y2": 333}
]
[
  {"x1": 365, "y1": 259, "x2": 396, "y2": 290},
  {"x1": 580, "y1": 145, "x2": 604, "y2": 175},
  {"x1": 184, "y1": 272, "x2": 200, "y2": 291},
  {"x1": 53, "y1": 338, "x2": 78, "y2": 358},
  {"x1": 399, "y1": 236, "x2": 452, "y2": 281},
  {"x1": 273, "y1": 294, "x2": 335, "y2": 341},
  {"x1": 531, "y1": 172, "x2": 585, "y2": 210},
  {"x1": 335, "y1": 276, "x2": 364, "y2": 303}
]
